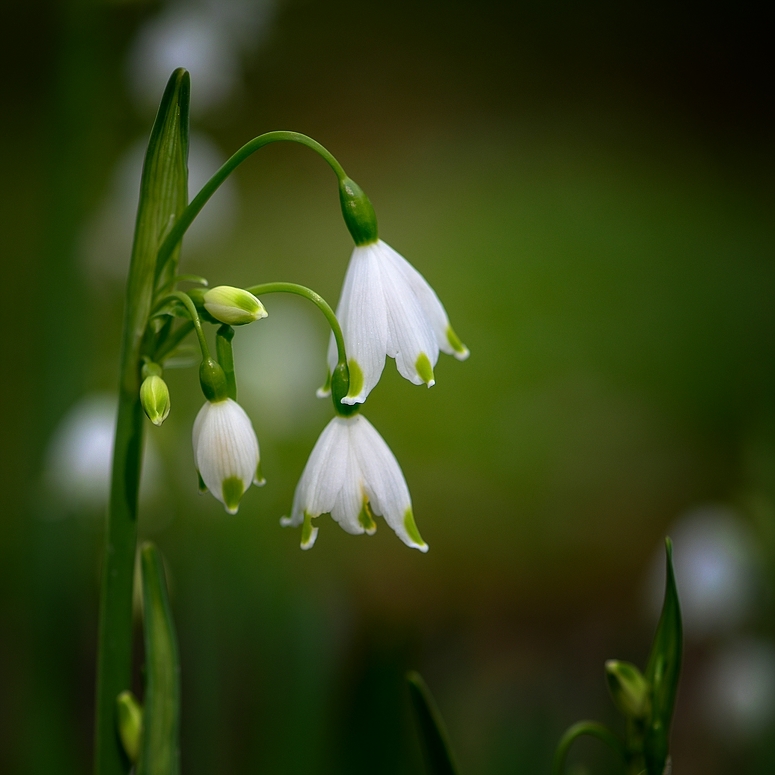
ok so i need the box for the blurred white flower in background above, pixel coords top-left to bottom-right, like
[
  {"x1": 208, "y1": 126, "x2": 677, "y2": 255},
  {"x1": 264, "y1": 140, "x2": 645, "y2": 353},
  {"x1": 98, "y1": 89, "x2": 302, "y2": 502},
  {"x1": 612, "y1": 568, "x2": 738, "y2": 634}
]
[
  {"x1": 702, "y1": 637, "x2": 775, "y2": 741},
  {"x1": 126, "y1": 0, "x2": 274, "y2": 116},
  {"x1": 82, "y1": 0, "x2": 277, "y2": 283},
  {"x1": 44, "y1": 394, "x2": 161, "y2": 514},
  {"x1": 645, "y1": 505, "x2": 761, "y2": 639},
  {"x1": 80, "y1": 132, "x2": 237, "y2": 283}
]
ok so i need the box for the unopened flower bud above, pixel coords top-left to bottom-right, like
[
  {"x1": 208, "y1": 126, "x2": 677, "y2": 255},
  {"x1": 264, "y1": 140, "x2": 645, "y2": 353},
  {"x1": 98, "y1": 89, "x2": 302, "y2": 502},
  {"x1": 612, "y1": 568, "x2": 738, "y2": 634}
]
[
  {"x1": 203, "y1": 286, "x2": 266, "y2": 326},
  {"x1": 140, "y1": 374, "x2": 171, "y2": 426},
  {"x1": 605, "y1": 660, "x2": 649, "y2": 719},
  {"x1": 116, "y1": 690, "x2": 143, "y2": 763}
]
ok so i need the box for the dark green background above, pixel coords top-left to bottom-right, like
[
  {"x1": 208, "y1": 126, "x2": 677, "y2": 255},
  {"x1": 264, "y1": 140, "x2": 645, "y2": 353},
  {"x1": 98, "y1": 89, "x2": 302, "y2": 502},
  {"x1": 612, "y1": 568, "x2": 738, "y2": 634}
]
[{"x1": 1, "y1": 1, "x2": 773, "y2": 773}]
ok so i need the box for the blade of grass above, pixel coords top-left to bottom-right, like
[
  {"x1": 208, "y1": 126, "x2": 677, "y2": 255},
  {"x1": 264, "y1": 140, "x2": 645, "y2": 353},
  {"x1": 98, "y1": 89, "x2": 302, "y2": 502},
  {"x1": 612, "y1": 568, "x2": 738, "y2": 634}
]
[{"x1": 407, "y1": 671, "x2": 460, "y2": 775}]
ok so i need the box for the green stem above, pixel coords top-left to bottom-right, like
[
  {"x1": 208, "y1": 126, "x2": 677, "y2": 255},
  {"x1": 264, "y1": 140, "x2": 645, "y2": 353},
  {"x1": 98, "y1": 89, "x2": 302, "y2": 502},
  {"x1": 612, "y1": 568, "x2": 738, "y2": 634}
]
[
  {"x1": 215, "y1": 325, "x2": 237, "y2": 401},
  {"x1": 552, "y1": 721, "x2": 627, "y2": 775},
  {"x1": 95, "y1": 389, "x2": 144, "y2": 775},
  {"x1": 163, "y1": 291, "x2": 211, "y2": 360},
  {"x1": 157, "y1": 132, "x2": 347, "y2": 270},
  {"x1": 245, "y1": 282, "x2": 347, "y2": 366}
]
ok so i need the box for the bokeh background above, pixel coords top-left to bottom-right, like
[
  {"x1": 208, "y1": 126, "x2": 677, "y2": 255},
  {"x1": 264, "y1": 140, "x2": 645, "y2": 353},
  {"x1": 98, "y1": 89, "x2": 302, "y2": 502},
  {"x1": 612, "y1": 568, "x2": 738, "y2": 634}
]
[{"x1": 1, "y1": 1, "x2": 774, "y2": 773}]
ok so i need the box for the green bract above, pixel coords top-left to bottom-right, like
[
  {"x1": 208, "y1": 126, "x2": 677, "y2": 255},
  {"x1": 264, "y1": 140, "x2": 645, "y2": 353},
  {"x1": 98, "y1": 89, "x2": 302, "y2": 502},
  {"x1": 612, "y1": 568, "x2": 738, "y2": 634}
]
[{"x1": 203, "y1": 286, "x2": 267, "y2": 326}]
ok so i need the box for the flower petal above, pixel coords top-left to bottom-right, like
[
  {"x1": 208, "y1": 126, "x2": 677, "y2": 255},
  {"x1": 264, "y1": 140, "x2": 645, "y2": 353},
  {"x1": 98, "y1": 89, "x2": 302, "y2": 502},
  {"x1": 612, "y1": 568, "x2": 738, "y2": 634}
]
[
  {"x1": 193, "y1": 399, "x2": 260, "y2": 514},
  {"x1": 374, "y1": 241, "x2": 439, "y2": 387},
  {"x1": 329, "y1": 421, "x2": 366, "y2": 535},
  {"x1": 288, "y1": 417, "x2": 348, "y2": 526},
  {"x1": 351, "y1": 415, "x2": 428, "y2": 552},
  {"x1": 381, "y1": 240, "x2": 469, "y2": 360},
  {"x1": 330, "y1": 245, "x2": 389, "y2": 404}
]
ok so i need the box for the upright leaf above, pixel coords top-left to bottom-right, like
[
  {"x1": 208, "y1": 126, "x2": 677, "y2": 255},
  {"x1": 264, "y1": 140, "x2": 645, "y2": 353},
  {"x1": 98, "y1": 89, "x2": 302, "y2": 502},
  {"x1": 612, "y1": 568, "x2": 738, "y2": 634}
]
[
  {"x1": 96, "y1": 69, "x2": 189, "y2": 775},
  {"x1": 137, "y1": 543, "x2": 180, "y2": 775},
  {"x1": 122, "y1": 67, "x2": 189, "y2": 393},
  {"x1": 407, "y1": 671, "x2": 460, "y2": 775},
  {"x1": 643, "y1": 538, "x2": 683, "y2": 775}
]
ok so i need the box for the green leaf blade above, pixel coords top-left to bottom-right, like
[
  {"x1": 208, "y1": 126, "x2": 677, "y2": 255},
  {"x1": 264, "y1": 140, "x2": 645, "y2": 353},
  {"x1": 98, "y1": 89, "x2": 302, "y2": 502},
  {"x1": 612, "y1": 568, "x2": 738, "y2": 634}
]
[
  {"x1": 407, "y1": 671, "x2": 460, "y2": 775},
  {"x1": 137, "y1": 542, "x2": 180, "y2": 775},
  {"x1": 96, "y1": 70, "x2": 189, "y2": 775},
  {"x1": 123, "y1": 68, "x2": 190, "y2": 390},
  {"x1": 643, "y1": 537, "x2": 683, "y2": 775}
]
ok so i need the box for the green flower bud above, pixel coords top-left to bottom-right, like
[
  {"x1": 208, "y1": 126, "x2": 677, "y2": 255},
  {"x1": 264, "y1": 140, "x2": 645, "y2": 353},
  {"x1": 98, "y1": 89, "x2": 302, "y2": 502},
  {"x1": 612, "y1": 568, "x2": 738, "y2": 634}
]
[
  {"x1": 605, "y1": 660, "x2": 650, "y2": 719},
  {"x1": 140, "y1": 374, "x2": 171, "y2": 426},
  {"x1": 339, "y1": 177, "x2": 378, "y2": 246},
  {"x1": 116, "y1": 690, "x2": 143, "y2": 764},
  {"x1": 203, "y1": 286, "x2": 267, "y2": 326}
]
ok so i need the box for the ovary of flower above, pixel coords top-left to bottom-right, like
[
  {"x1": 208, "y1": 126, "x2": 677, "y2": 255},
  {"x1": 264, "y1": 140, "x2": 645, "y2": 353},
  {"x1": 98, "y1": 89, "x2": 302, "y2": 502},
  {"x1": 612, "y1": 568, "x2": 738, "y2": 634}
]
[
  {"x1": 192, "y1": 398, "x2": 263, "y2": 514},
  {"x1": 281, "y1": 414, "x2": 428, "y2": 552},
  {"x1": 325, "y1": 239, "x2": 469, "y2": 405}
]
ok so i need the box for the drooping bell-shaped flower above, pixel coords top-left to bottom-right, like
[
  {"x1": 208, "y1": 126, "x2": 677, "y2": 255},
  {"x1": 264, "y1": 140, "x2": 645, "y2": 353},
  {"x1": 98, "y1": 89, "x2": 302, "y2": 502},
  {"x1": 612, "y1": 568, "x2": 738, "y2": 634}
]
[
  {"x1": 325, "y1": 177, "x2": 468, "y2": 405},
  {"x1": 281, "y1": 413, "x2": 428, "y2": 552},
  {"x1": 192, "y1": 398, "x2": 263, "y2": 514}
]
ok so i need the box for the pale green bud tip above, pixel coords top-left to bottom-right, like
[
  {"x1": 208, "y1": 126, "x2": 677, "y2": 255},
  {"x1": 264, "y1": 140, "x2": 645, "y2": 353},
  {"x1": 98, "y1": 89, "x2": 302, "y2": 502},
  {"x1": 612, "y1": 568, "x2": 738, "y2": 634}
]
[
  {"x1": 116, "y1": 690, "x2": 143, "y2": 764},
  {"x1": 447, "y1": 325, "x2": 469, "y2": 360},
  {"x1": 404, "y1": 508, "x2": 428, "y2": 552},
  {"x1": 358, "y1": 500, "x2": 377, "y2": 535},
  {"x1": 203, "y1": 286, "x2": 267, "y2": 326},
  {"x1": 339, "y1": 177, "x2": 378, "y2": 246},
  {"x1": 415, "y1": 353, "x2": 435, "y2": 387},
  {"x1": 605, "y1": 660, "x2": 649, "y2": 718},
  {"x1": 221, "y1": 476, "x2": 247, "y2": 514},
  {"x1": 316, "y1": 369, "x2": 332, "y2": 398},
  {"x1": 301, "y1": 512, "x2": 319, "y2": 550},
  {"x1": 140, "y1": 374, "x2": 171, "y2": 426}
]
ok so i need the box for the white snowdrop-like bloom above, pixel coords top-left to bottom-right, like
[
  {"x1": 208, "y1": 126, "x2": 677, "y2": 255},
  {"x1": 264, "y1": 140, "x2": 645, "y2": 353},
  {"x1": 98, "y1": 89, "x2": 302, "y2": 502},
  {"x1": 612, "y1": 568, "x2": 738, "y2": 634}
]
[
  {"x1": 192, "y1": 398, "x2": 263, "y2": 514},
  {"x1": 281, "y1": 413, "x2": 428, "y2": 552},
  {"x1": 325, "y1": 239, "x2": 469, "y2": 405}
]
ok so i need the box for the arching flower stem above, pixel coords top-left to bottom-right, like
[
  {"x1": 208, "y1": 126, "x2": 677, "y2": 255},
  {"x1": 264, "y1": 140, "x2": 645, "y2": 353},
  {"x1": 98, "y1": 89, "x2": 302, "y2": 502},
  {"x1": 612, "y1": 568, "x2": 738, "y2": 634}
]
[
  {"x1": 245, "y1": 282, "x2": 348, "y2": 369},
  {"x1": 156, "y1": 132, "x2": 348, "y2": 272},
  {"x1": 162, "y1": 290, "x2": 212, "y2": 361},
  {"x1": 552, "y1": 721, "x2": 627, "y2": 775}
]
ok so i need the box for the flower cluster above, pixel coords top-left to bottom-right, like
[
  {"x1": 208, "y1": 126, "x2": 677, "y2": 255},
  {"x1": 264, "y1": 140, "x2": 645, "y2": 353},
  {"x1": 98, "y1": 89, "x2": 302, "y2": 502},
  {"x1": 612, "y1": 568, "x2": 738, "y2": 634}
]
[{"x1": 146, "y1": 169, "x2": 467, "y2": 553}]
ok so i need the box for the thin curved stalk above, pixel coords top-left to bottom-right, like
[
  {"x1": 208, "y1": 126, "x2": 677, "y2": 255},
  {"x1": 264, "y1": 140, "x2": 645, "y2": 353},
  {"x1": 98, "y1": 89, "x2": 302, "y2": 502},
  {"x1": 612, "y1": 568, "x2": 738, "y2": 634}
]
[
  {"x1": 552, "y1": 721, "x2": 627, "y2": 775},
  {"x1": 246, "y1": 281, "x2": 347, "y2": 366},
  {"x1": 156, "y1": 132, "x2": 347, "y2": 272}
]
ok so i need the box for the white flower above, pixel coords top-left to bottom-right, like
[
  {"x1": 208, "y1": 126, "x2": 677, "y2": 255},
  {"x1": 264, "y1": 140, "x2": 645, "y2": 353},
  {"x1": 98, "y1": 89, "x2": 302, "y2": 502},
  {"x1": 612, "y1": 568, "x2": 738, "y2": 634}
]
[
  {"x1": 325, "y1": 239, "x2": 469, "y2": 404},
  {"x1": 281, "y1": 414, "x2": 428, "y2": 552},
  {"x1": 192, "y1": 398, "x2": 263, "y2": 514}
]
